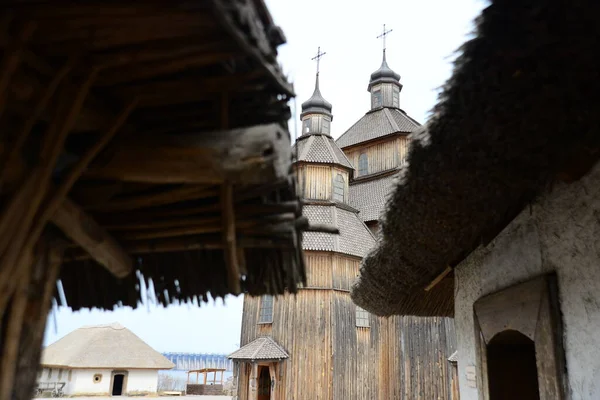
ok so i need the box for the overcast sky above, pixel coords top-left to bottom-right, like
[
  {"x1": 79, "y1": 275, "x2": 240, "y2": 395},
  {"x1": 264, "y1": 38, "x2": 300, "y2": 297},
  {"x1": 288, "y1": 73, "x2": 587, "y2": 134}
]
[{"x1": 44, "y1": 0, "x2": 486, "y2": 354}]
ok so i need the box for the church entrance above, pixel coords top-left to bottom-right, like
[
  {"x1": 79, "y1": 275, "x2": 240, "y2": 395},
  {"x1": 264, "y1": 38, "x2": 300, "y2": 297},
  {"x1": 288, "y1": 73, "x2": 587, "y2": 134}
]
[
  {"x1": 487, "y1": 330, "x2": 540, "y2": 399},
  {"x1": 257, "y1": 366, "x2": 271, "y2": 400}
]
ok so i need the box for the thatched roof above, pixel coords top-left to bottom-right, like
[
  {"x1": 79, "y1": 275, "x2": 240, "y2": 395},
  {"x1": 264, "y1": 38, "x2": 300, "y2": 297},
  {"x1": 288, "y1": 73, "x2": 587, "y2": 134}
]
[
  {"x1": 41, "y1": 323, "x2": 174, "y2": 369},
  {"x1": 0, "y1": 0, "x2": 310, "y2": 312},
  {"x1": 228, "y1": 336, "x2": 288, "y2": 361},
  {"x1": 352, "y1": 0, "x2": 600, "y2": 317}
]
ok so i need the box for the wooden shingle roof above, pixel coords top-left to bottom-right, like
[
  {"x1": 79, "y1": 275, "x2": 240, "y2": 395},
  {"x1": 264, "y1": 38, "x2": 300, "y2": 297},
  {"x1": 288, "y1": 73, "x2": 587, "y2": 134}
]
[
  {"x1": 302, "y1": 204, "x2": 375, "y2": 258},
  {"x1": 294, "y1": 134, "x2": 353, "y2": 169},
  {"x1": 336, "y1": 108, "x2": 420, "y2": 149},
  {"x1": 228, "y1": 337, "x2": 288, "y2": 361}
]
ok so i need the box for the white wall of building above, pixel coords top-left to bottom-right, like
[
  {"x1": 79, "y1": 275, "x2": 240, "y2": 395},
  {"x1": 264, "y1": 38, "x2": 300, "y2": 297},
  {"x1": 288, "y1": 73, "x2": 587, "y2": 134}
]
[
  {"x1": 37, "y1": 368, "x2": 161, "y2": 395},
  {"x1": 127, "y1": 369, "x2": 159, "y2": 394},
  {"x1": 71, "y1": 369, "x2": 113, "y2": 395},
  {"x1": 37, "y1": 367, "x2": 76, "y2": 395},
  {"x1": 454, "y1": 161, "x2": 600, "y2": 400}
]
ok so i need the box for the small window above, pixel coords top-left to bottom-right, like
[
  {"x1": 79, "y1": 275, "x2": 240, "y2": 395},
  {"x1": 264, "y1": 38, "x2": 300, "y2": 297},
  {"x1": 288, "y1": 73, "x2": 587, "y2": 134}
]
[
  {"x1": 392, "y1": 87, "x2": 400, "y2": 108},
  {"x1": 48, "y1": 368, "x2": 52, "y2": 379},
  {"x1": 356, "y1": 306, "x2": 370, "y2": 328},
  {"x1": 358, "y1": 153, "x2": 368, "y2": 176},
  {"x1": 303, "y1": 119, "x2": 311, "y2": 134},
  {"x1": 258, "y1": 295, "x2": 274, "y2": 324},
  {"x1": 93, "y1": 373, "x2": 102, "y2": 383},
  {"x1": 333, "y1": 174, "x2": 345, "y2": 202},
  {"x1": 322, "y1": 119, "x2": 330, "y2": 134},
  {"x1": 372, "y1": 89, "x2": 382, "y2": 108}
]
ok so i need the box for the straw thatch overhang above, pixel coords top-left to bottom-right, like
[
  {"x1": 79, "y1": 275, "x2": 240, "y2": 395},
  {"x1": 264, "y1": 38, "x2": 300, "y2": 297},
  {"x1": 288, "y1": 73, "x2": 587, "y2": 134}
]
[
  {"x1": 352, "y1": 0, "x2": 600, "y2": 317},
  {"x1": 0, "y1": 2, "x2": 314, "y2": 397}
]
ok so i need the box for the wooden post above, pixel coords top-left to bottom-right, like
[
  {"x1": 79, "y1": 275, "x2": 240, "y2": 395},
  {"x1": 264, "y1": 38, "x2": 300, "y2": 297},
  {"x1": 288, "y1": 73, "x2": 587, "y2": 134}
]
[
  {"x1": 222, "y1": 183, "x2": 241, "y2": 294},
  {"x1": 203, "y1": 371, "x2": 207, "y2": 385},
  {"x1": 0, "y1": 237, "x2": 64, "y2": 400}
]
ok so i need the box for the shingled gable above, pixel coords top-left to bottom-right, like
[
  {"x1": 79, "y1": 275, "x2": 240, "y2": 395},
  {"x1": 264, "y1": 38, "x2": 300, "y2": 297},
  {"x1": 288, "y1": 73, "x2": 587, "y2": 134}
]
[
  {"x1": 228, "y1": 337, "x2": 288, "y2": 361},
  {"x1": 294, "y1": 134, "x2": 353, "y2": 169},
  {"x1": 335, "y1": 107, "x2": 420, "y2": 149},
  {"x1": 351, "y1": 0, "x2": 600, "y2": 317},
  {"x1": 41, "y1": 323, "x2": 174, "y2": 369}
]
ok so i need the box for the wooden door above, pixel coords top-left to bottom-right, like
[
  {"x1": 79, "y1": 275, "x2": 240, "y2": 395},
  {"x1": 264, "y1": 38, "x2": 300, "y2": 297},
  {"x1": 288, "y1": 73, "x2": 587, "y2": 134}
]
[{"x1": 257, "y1": 366, "x2": 271, "y2": 400}]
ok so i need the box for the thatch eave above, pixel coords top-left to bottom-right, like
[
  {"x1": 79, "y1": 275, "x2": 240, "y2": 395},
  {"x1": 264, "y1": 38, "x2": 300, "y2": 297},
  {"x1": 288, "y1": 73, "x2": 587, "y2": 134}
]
[{"x1": 351, "y1": 0, "x2": 600, "y2": 317}]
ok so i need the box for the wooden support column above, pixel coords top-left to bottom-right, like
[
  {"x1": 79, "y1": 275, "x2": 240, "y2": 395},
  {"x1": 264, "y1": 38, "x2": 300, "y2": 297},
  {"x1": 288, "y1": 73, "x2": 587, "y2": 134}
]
[
  {"x1": 222, "y1": 183, "x2": 241, "y2": 294},
  {"x1": 0, "y1": 67, "x2": 97, "y2": 312},
  {"x1": 0, "y1": 237, "x2": 64, "y2": 400},
  {"x1": 249, "y1": 363, "x2": 258, "y2": 400}
]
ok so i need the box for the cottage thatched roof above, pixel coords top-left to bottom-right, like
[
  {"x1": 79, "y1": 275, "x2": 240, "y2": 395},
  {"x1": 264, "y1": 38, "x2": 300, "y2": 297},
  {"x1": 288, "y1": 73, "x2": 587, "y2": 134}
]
[
  {"x1": 228, "y1": 337, "x2": 288, "y2": 361},
  {"x1": 0, "y1": 0, "x2": 311, "y2": 312},
  {"x1": 352, "y1": 0, "x2": 600, "y2": 317},
  {"x1": 41, "y1": 323, "x2": 174, "y2": 369}
]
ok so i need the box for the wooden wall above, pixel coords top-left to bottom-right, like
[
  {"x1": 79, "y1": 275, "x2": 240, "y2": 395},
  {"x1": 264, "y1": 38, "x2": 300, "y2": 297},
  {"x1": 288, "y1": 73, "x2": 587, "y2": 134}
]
[
  {"x1": 345, "y1": 136, "x2": 409, "y2": 178},
  {"x1": 296, "y1": 165, "x2": 350, "y2": 201},
  {"x1": 237, "y1": 251, "x2": 457, "y2": 400}
]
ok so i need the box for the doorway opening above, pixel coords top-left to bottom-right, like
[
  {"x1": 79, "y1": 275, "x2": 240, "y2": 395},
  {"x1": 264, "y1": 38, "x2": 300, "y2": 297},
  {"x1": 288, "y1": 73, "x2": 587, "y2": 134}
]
[
  {"x1": 257, "y1": 366, "x2": 271, "y2": 400},
  {"x1": 487, "y1": 330, "x2": 540, "y2": 400},
  {"x1": 112, "y1": 373, "x2": 125, "y2": 396}
]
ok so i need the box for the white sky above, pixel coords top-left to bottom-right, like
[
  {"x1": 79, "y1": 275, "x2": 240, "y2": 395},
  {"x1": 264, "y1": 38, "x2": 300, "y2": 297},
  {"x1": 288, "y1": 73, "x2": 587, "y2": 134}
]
[{"x1": 44, "y1": 0, "x2": 487, "y2": 354}]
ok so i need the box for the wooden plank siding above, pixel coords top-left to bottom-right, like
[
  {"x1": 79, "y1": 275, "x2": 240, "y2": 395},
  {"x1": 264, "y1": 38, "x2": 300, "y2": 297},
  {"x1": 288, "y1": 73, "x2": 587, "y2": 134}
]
[
  {"x1": 237, "y1": 251, "x2": 457, "y2": 400},
  {"x1": 296, "y1": 165, "x2": 350, "y2": 201},
  {"x1": 346, "y1": 137, "x2": 410, "y2": 177}
]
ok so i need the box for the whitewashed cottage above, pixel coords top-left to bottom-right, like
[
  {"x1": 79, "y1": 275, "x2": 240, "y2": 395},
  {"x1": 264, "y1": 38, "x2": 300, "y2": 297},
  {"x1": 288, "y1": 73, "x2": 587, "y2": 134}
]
[{"x1": 38, "y1": 323, "x2": 174, "y2": 396}]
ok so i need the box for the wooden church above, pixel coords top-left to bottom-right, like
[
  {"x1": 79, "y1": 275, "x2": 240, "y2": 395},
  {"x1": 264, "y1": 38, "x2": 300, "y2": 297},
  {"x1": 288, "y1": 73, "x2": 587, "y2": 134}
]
[{"x1": 230, "y1": 40, "x2": 457, "y2": 400}]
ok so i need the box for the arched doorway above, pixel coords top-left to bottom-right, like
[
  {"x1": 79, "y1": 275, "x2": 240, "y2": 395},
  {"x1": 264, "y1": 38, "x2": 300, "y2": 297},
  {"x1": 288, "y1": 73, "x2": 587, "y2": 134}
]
[
  {"x1": 257, "y1": 366, "x2": 271, "y2": 400},
  {"x1": 111, "y1": 372, "x2": 126, "y2": 396},
  {"x1": 487, "y1": 330, "x2": 540, "y2": 399}
]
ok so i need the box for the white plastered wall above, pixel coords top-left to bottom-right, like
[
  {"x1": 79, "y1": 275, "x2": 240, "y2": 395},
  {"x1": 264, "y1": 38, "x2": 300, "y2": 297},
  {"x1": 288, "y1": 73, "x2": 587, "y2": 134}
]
[
  {"x1": 126, "y1": 369, "x2": 159, "y2": 394},
  {"x1": 454, "y1": 160, "x2": 600, "y2": 400},
  {"x1": 71, "y1": 369, "x2": 113, "y2": 395}
]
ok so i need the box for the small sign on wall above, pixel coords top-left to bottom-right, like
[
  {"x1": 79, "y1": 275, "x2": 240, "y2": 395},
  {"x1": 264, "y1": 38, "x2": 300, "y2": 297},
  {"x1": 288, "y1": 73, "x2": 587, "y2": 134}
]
[{"x1": 465, "y1": 366, "x2": 477, "y2": 388}]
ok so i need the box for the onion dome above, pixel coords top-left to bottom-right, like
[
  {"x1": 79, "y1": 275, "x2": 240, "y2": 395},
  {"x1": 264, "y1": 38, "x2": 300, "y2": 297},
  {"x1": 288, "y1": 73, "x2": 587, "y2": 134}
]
[
  {"x1": 368, "y1": 50, "x2": 401, "y2": 91},
  {"x1": 301, "y1": 74, "x2": 333, "y2": 119}
]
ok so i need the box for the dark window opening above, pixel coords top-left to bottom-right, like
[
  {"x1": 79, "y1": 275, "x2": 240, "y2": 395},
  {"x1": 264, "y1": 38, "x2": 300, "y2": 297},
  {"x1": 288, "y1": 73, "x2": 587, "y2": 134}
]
[{"x1": 487, "y1": 330, "x2": 540, "y2": 400}]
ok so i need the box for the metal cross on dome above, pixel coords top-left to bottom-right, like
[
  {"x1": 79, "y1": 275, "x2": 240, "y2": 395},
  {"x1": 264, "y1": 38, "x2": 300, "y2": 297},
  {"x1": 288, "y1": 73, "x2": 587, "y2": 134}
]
[
  {"x1": 377, "y1": 24, "x2": 393, "y2": 52},
  {"x1": 311, "y1": 46, "x2": 326, "y2": 74}
]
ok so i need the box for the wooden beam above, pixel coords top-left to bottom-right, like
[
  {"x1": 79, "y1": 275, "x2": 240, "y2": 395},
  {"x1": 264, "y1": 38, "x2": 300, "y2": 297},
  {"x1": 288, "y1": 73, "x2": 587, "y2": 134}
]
[
  {"x1": 51, "y1": 197, "x2": 133, "y2": 278},
  {"x1": 424, "y1": 266, "x2": 453, "y2": 292},
  {"x1": 222, "y1": 183, "x2": 241, "y2": 294},
  {"x1": 85, "y1": 185, "x2": 218, "y2": 212},
  {"x1": 84, "y1": 123, "x2": 292, "y2": 184}
]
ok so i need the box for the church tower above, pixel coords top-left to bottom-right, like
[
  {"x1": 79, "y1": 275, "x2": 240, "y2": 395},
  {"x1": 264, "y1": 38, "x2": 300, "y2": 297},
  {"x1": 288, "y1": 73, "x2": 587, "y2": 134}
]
[{"x1": 231, "y1": 38, "x2": 457, "y2": 400}]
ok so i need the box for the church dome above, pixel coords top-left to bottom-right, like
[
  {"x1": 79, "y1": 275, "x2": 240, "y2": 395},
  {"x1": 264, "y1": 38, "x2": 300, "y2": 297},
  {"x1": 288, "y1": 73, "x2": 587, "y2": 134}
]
[
  {"x1": 368, "y1": 51, "x2": 401, "y2": 91},
  {"x1": 301, "y1": 74, "x2": 332, "y2": 118}
]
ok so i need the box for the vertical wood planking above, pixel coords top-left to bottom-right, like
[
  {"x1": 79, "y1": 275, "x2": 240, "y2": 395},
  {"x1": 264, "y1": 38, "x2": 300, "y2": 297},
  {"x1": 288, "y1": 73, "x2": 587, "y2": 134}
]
[{"x1": 237, "y1": 253, "x2": 457, "y2": 400}]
